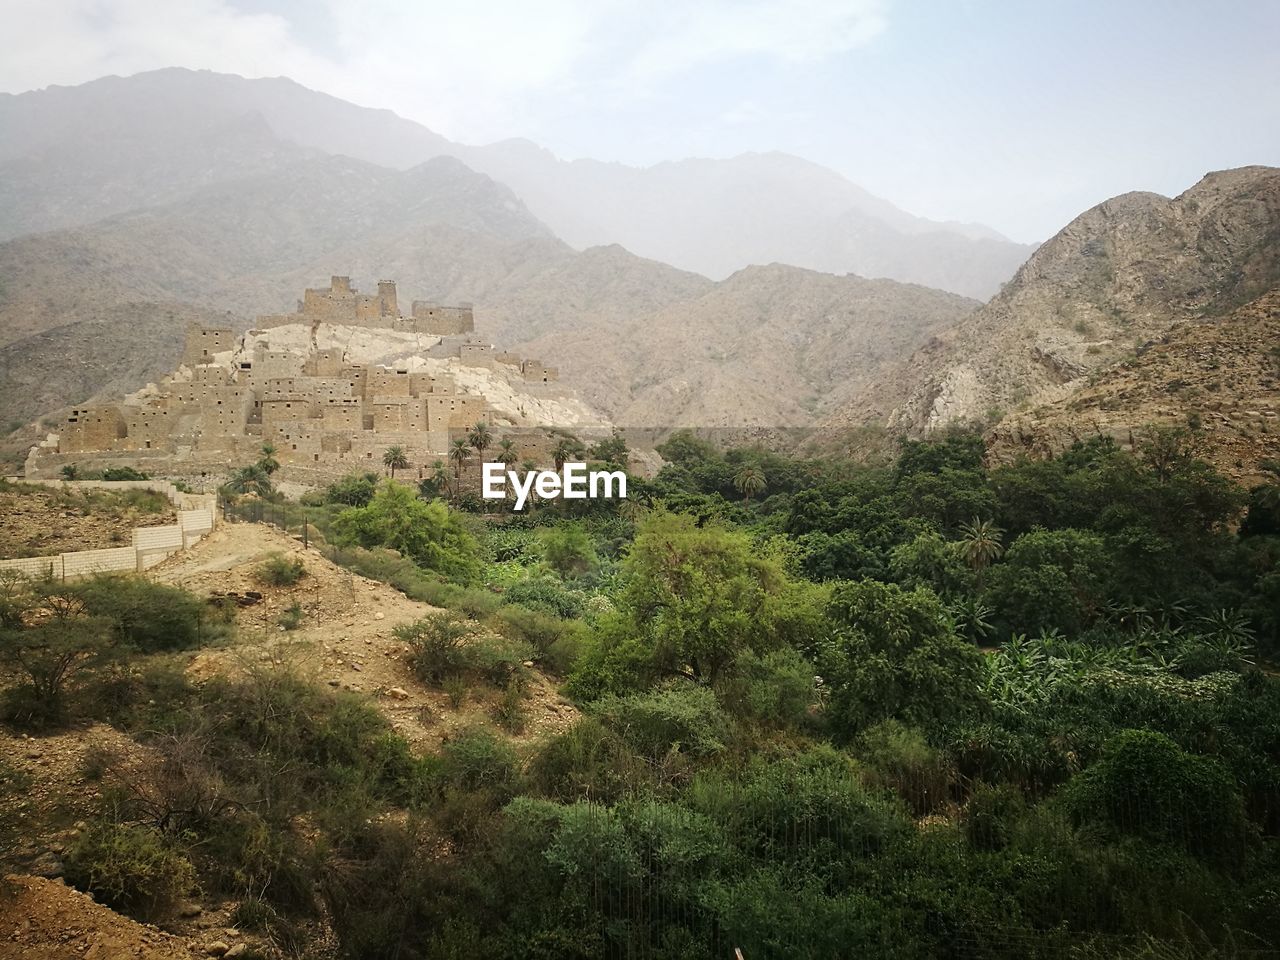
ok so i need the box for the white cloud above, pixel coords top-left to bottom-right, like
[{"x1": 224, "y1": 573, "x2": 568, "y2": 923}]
[{"x1": 0, "y1": 0, "x2": 888, "y2": 142}]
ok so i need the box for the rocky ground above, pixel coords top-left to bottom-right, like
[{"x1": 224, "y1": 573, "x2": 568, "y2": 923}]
[{"x1": 0, "y1": 518, "x2": 580, "y2": 956}]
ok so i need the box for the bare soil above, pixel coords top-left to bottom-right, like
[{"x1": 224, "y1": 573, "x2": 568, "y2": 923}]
[{"x1": 0, "y1": 484, "x2": 176, "y2": 559}]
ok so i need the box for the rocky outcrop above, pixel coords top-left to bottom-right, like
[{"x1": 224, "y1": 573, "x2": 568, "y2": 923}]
[
  {"x1": 823, "y1": 166, "x2": 1280, "y2": 439},
  {"x1": 986, "y1": 291, "x2": 1280, "y2": 486}
]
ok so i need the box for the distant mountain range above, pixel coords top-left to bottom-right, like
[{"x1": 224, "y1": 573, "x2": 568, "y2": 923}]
[
  {"x1": 0, "y1": 68, "x2": 1033, "y2": 298},
  {"x1": 2, "y1": 67, "x2": 1276, "y2": 481},
  {"x1": 0, "y1": 149, "x2": 972, "y2": 450}
]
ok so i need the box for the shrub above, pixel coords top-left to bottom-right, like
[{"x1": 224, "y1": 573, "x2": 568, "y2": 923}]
[
  {"x1": 856, "y1": 719, "x2": 954, "y2": 816},
  {"x1": 492, "y1": 681, "x2": 527, "y2": 733},
  {"x1": 466, "y1": 634, "x2": 535, "y2": 687},
  {"x1": 503, "y1": 575, "x2": 586, "y2": 619},
  {"x1": 277, "y1": 601, "x2": 304, "y2": 631},
  {"x1": 437, "y1": 728, "x2": 520, "y2": 797},
  {"x1": 66, "y1": 819, "x2": 196, "y2": 919},
  {"x1": 331, "y1": 482, "x2": 482, "y2": 582},
  {"x1": 75, "y1": 576, "x2": 207, "y2": 653},
  {"x1": 1061, "y1": 729, "x2": 1247, "y2": 860},
  {"x1": 591, "y1": 682, "x2": 732, "y2": 761},
  {"x1": 526, "y1": 717, "x2": 642, "y2": 803},
  {"x1": 0, "y1": 618, "x2": 113, "y2": 730},
  {"x1": 963, "y1": 781, "x2": 1025, "y2": 851},
  {"x1": 491, "y1": 603, "x2": 577, "y2": 655},
  {"x1": 254, "y1": 553, "x2": 307, "y2": 587},
  {"x1": 717, "y1": 647, "x2": 815, "y2": 730},
  {"x1": 538, "y1": 525, "x2": 599, "y2": 579},
  {"x1": 397, "y1": 612, "x2": 476, "y2": 683}
]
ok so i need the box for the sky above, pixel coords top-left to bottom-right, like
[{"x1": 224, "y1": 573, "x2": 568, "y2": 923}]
[{"x1": 2, "y1": 0, "x2": 1278, "y2": 242}]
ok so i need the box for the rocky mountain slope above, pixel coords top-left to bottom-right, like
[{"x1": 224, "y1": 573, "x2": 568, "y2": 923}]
[
  {"x1": 987, "y1": 291, "x2": 1280, "y2": 485},
  {"x1": 821, "y1": 166, "x2": 1280, "y2": 441},
  {"x1": 0, "y1": 68, "x2": 1032, "y2": 298},
  {"x1": 520, "y1": 262, "x2": 977, "y2": 428}
]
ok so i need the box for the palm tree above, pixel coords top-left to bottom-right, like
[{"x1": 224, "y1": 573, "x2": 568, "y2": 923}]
[
  {"x1": 226, "y1": 463, "x2": 274, "y2": 499},
  {"x1": 449, "y1": 438, "x2": 470, "y2": 496},
  {"x1": 257, "y1": 442, "x2": 280, "y2": 476},
  {"x1": 468, "y1": 421, "x2": 493, "y2": 462},
  {"x1": 497, "y1": 437, "x2": 519, "y2": 469},
  {"x1": 552, "y1": 436, "x2": 584, "y2": 472},
  {"x1": 382, "y1": 445, "x2": 409, "y2": 479},
  {"x1": 732, "y1": 465, "x2": 766, "y2": 502},
  {"x1": 959, "y1": 517, "x2": 1004, "y2": 585}
]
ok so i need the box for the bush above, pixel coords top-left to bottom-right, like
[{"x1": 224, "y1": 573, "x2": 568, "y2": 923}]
[
  {"x1": 491, "y1": 603, "x2": 579, "y2": 656},
  {"x1": 717, "y1": 647, "x2": 816, "y2": 730},
  {"x1": 856, "y1": 719, "x2": 954, "y2": 816},
  {"x1": 963, "y1": 781, "x2": 1025, "y2": 851},
  {"x1": 538, "y1": 525, "x2": 599, "y2": 579},
  {"x1": 0, "y1": 618, "x2": 113, "y2": 730},
  {"x1": 277, "y1": 601, "x2": 304, "y2": 631},
  {"x1": 492, "y1": 681, "x2": 527, "y2": 733},
  {"x1": 503, "y1": 575, "x2": 586, "y2": 619},
  {"x1": 254, "y1": 553, "x2": 307, "y2": 587},
  {"x1": 437, "y1": 728, "x2": 520, "y2": 797},
  {"x1": 1061, "y1": 729, "x2": 1247, "y2": 860},
  {"x1": 397, "y1": 612, "x2": 476, "y2": 683},
  {"x1": 75, "y1": 575, "x2": 207, "y2": 653},
  {"x1": 466, "y1": 633, "x2": 535, "y2": 687},
  {"x1": 331, "y1": 482, "x2": 482, "y2": 582},
  {"x1": 526, "y1": 717, "x2": 644, "y2": 803},
  {"x1": 66, "y1": 819, "x2": 196, "y2": 919},
  {"x1": 591, "y1": 682, "x2": 732, "y2": 761}
]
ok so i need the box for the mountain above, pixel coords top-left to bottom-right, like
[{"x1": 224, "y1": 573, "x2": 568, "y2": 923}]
[
  {"x1": 449, "y1": 143, "x2": 1035, "y2": 298},
  {"x1": 986, "y1": 290, "x2": 1280, "y2": 486},
  {"x1": 517, "y1": 260, "x2": 977, "y2": 429},
  {"x1": 0, "y1": 150, "x2": 972, "y2": 457},
  {"x1": 820, "y1": 166, "x2": 1280, "y2": 441},
  {"x1": 0, "y1": 68, "x2": 1031, "y2": 298}
]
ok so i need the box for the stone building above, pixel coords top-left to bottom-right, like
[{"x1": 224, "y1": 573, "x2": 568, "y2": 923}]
[{"x1": 34, "y1": 276, "x2": 577, "y2": 481}]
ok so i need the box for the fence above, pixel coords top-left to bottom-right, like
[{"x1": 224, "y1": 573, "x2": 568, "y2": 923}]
[
  {"x1": 0, "y1": 480, "x2": 217, "y2": 580},
  {"x1": 221, "y1": 497, "x2": 315, "y2": 548}
]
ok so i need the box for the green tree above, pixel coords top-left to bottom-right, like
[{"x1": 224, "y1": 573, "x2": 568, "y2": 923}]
[
  {"x1": 468, "y1": 421, "x2": 493, "y2": 462},
  {"x1": 382, "y1": 445, "x2": 409, "y2": 479},
  {"x1": 449, "y1": 438, "x2": 471, "y2": 496},
  {"x1": 539, "y1": 525, "x2": 599, "y2": 579},
  {"x1": 497, "y1": 438, "x2": 519, "y2": 470},
  {"x1": 257, "y1": 442, "x2": 280, "y2": 476},
  {"x1": 225, "y1": 463, "x2": 273, "y2": 499},
  {"x1": 331, "y1": 481, "x2": 481, "y2": 582},
  {"x1": 817, "y1": 580, "x2": 986, "y2": 736},
  {"x1": 1062, "y1": 729, "x2": 1246, "y2": 860},
  {"x1": 958, "y1": 517, "x2": 1004, "y2": 581},
  {"x1": 614, "y1": 512, "x2": 790, "y2": 684},
  {"x1": 552, "y1": 435, "x2": 586, "y2": 472},
  {"x1": 732, "y1": 465, "x2": 767, "y2": 503},
  {"x1": 60, "y1": 464, "x2": 79, "y2": 481},
  {"x1": 985, "y1": 527, "x2": 1112, "y2": 636},
  {"x1": 1, "y1": 618, "x2": 113, "y2": 728}
]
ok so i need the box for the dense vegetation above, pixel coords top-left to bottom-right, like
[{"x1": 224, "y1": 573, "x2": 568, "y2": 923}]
[{"x1": 4, "y1": 428, "x2": 1280, "y2": 958}]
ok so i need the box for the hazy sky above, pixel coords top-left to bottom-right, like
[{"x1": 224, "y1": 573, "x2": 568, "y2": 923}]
[{"x1": 4, "y1": 0, "x2": 1278, "y2": 241}]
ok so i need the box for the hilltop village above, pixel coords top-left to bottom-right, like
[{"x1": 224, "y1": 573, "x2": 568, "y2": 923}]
[{"x1": 24, "y1": 277, "x2": 604, "y2": 483}]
